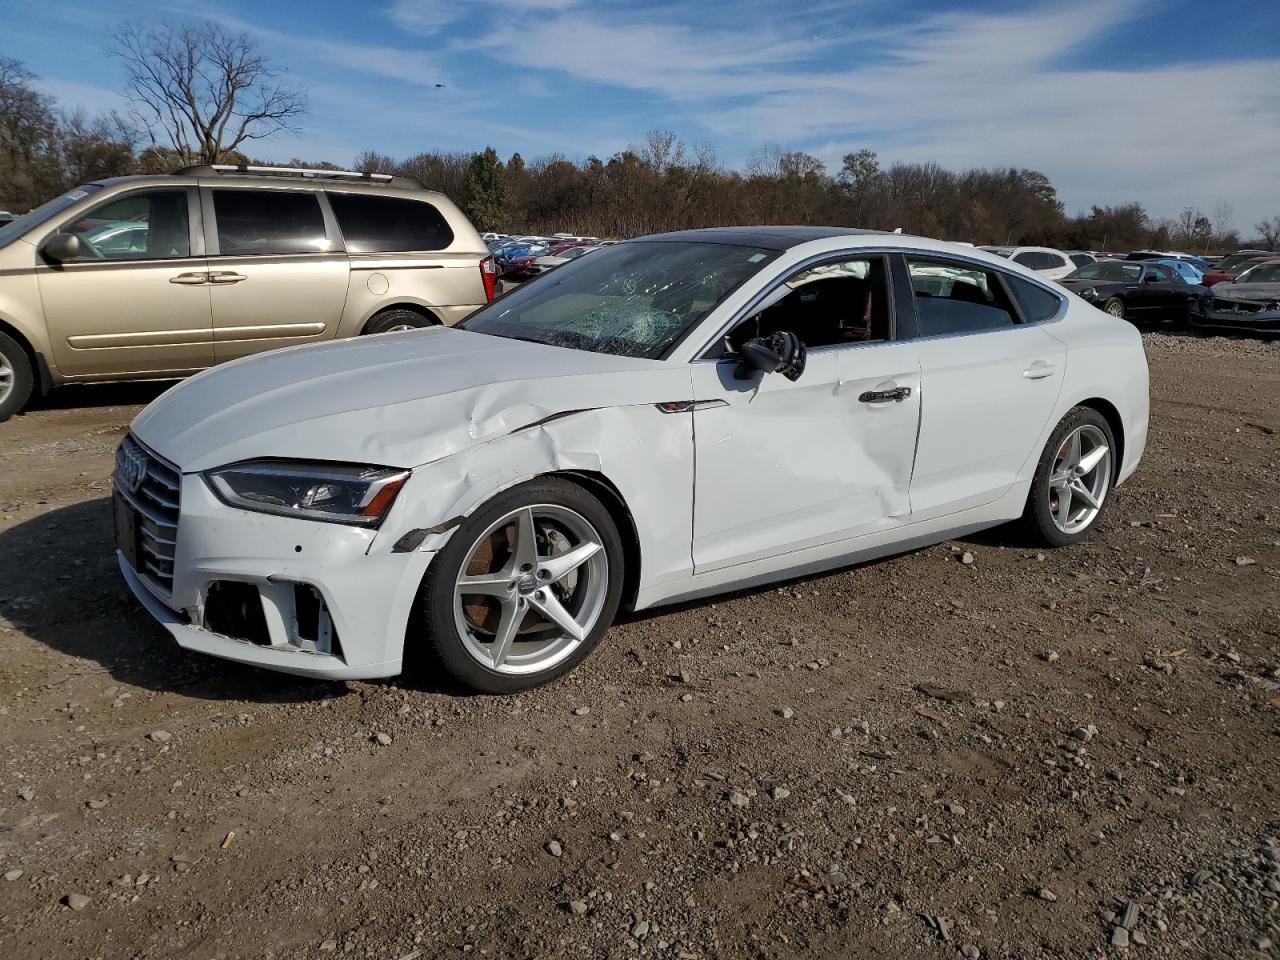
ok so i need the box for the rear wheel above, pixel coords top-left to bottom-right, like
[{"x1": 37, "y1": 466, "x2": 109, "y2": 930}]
[
  {"x1": 0, "y1": 331, "x2": 34, "y2": 422},
  {"x1": 1101, "y1": 297, "x2": 1126, "y2": 319},
  {"x1": 363, "y1": 308, "x2": 438, "y2": 334},
  {"x1": 420, "y1": 478, "x2": 625, "y2": 693},
  {"x1": 1022, "y1": 407, "x2": 1116, "y2": 547}
]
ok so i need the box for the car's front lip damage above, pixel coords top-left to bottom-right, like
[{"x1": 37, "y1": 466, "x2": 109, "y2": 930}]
[
  {"x1": 116, "y1": 471, "x2": 434, "y2": 680},
  {"x1": 1191, "y1": 292, "x2": 1280, "y2": 332}
]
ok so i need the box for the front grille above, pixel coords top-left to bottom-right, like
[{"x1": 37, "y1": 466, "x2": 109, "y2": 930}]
[{"x1": 114, "y1": 435, "x2": 181, "y2": 594}]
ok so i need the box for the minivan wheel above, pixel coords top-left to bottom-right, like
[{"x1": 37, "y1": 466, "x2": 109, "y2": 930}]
[
  {"x1": 0, "y1": 331, "x2": 34, "y2": 422},
  {"x1": 420, "y1": 478, "x2": 625, "y2": 693},
  {"x1": 363, "y1": 308, "x2": 438, "y2": 334},
  {"x1": 1022, "y1": 407, "x2": 1116, "y2": 547}
]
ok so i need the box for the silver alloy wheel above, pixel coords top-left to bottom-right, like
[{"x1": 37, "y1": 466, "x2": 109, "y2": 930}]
[
  {"x1": 1104, "y1": 299, "x2": 1125, "y2": 318},
  {"x1": 1047, "y1": 423, "x2": 1112, "y2": 535},
  {"x1": 385, "y1": 323, "x2": 419, "y2": 333},
  {"x1": 0, "y1": 354, "x2": 12, "y2": 405},
  {"x1": 453, "y1": 504, "x2": 609, "y2": 675}
]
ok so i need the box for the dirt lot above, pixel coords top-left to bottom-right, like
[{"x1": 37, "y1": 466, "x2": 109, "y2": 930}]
[{"x1": 0, "y1": 333, "x2": 1277, "y2": 960}]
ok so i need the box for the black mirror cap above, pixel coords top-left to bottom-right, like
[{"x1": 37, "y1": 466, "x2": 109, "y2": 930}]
[
  {"x1": 42, "y1": 233, "x2": 81, "y2": 262},
  {"x1": 736, "y1": 331, "x2": 807, "y2": 382}
]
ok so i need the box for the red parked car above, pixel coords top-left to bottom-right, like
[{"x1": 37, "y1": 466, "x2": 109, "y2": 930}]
[{"x1": 1201, "y1": 251, "x2": 1276, "y2": 286}]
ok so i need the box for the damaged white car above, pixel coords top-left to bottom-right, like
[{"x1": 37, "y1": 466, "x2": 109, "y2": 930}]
[{"x1": 114, "y1": 227, "x2": 1149, "y2": 692}]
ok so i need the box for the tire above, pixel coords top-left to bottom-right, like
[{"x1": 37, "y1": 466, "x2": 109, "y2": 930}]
[
  {"x1": 420, "y1": 477, "x2": 625, "y2": 693},
  {"x1": 1101, "y1": 297, "x2": 1126, "y2": 319},
  {"x1": 1022, "y1": 406, "x2": 1117, "y2": 547},
  {"x1": 363, "y1": 308, "x2": 438, "y2": 335},
  {"x1": 0, "y1": 331, "x2": 34, "y2": 422}
]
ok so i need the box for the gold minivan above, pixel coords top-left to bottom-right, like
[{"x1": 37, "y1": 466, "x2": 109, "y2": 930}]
[{"x1": 0, "y1": 165, "x2": 496, "y2": 420}]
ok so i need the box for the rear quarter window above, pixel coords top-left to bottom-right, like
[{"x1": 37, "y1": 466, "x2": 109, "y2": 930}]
[
  {"x1": 1005, "y1": 274, "x2": 1064, "y2": 323},
  {"x1": 328, "y1": 193, "x2": 455, "y2": 253}
]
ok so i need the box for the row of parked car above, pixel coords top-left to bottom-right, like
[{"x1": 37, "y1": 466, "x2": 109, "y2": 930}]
[
  {"x1": 481, "y1": 232, "x2": 619, "y2": 281},
  {"x1": 976, "y1": 245, "x2": 1280, "y2": 334}
]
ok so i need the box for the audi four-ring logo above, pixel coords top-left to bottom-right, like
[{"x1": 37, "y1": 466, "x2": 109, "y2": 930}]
[{"x1": 117, "y1": 445, "x2": 148, "y2": 493}]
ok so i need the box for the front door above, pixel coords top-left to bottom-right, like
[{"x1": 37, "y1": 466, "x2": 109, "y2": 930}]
[
  {"x1": 202, "y1": 188, "x2": 350, "y2": 363},
  {"x1": 37, "y1": 188, "x2": 213, "y2": 378},
  {"x1": 689, "y1": 254, "x2": 922, "y2": 572}
]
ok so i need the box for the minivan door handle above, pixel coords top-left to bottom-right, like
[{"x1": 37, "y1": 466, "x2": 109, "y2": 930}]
[
  {"x1": 169, "y1": 272, "x2": 208, "y2": 285},
  {"x1": 1022, "y1": 361, "x2": 1056, "y2": 380},
  {"x1": 207, "y1": 272, "x2": 247, "y2": 284}
]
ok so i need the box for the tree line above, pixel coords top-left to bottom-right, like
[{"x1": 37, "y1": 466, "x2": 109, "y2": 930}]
[{"x1": 3, "y1": 27, "x2": 1277, "y2": 254}]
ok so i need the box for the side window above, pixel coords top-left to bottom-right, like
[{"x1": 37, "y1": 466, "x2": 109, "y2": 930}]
[
  {"x1": 1005, "y1": 274, "x2": 1064, "y2": 323},
  {"x1": 727, "y1": 256, "x2": 892, "y2": 352},
  {"x1": 1149, "y1": 264, "x2": 1176, "y2": 283},
  {"x1": 907, "y1": 258, "x2": 1018, "y2": 336},
  {"x1": 63, "y1": 190, "x2": 190, "y2": 261},
  {"x1": 328, "y1": 193, "x2": 454, "y2": 252},
  {"x1": 211, "y1": 190, "x2": 327, "y2": 256},
  {"x1": 1070, "y1": 253, "x2": 1093, "y2": 267}
]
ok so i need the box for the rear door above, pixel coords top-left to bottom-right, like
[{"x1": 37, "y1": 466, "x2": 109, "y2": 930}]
[
  {"x1": 201, "y1": 187, "x2": 349, "y2": 363},
  {"x1": 37, "y1": 187, "x2": 213, "y2": 378},
  {"x1": 904, "y1": 256, "x2": 1067, "y2": 519}
]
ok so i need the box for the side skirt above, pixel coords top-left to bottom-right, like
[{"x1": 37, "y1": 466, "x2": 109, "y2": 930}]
[{"x1": 634, "y1": 480, "x2": 1031, "y2": 611}]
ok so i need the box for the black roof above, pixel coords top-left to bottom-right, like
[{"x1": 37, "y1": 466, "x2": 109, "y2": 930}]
[{"x1": 636, "y1": 226, "x2": 886, "y2": 251}]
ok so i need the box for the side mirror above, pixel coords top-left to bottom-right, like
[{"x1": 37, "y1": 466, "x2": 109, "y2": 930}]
[
  {"x1": 735, "y1": 331, "x2": 807, "y2": 382},
  {"x1": 42, "y1": 233, "x2": 81, "y2": 262}
]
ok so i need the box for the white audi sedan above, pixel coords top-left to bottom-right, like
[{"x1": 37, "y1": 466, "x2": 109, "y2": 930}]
[{"x1": 114, "y1": 227, "x2": 1149, "y2": 692}]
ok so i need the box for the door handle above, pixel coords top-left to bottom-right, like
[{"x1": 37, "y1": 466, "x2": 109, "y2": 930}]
[
  {"x1": 1022, "y1": 361, "x2": 1056, "y2": 380},
  {"x1": 858, "y1": 386, "x2": 912, "y2": 404},
  {"x1": 207, "y1": 272, "x2": 247, "y2": 284},
  {"x1": 168, "y1": 272, "x2": 208, "y2": 285}
]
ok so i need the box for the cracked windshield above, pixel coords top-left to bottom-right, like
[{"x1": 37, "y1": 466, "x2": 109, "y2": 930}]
[{"x1": 460, "y1": 240, "x2": 776, "y2": 358}]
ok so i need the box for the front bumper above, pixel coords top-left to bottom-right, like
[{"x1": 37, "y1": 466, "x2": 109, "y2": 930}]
[{"x1": 117, "y1": 472, "x2": 434, "y2": 680}]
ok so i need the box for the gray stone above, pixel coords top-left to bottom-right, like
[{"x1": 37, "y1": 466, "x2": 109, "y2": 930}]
[
  {"x1": 1111, "y1": 927, "x2": 1130, "y2": 948},
  {"x1": 64, "y1": 893, "x2": 91, "y2": 911},
  {"x1": 545, "y1": 840, "x2": 563, "y2": 858}
]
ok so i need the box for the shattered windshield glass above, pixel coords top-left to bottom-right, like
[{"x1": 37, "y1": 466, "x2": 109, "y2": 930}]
[{"x1": 460, "y1": 240, "x2": 777, "y2": 358}]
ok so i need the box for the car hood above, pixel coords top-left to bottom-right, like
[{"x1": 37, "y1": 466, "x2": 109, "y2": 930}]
[
  {"x1": 1210, "y1": 282, "x2": 1280, "y2": 302},
  {"x1": 131, "y1": 327, "x2": 690, "y2": 472}
]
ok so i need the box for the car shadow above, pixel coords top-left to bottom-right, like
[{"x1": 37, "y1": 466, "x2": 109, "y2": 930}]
[{"x1": 29, "y1": 380, "x2": 181, "y2": 413}]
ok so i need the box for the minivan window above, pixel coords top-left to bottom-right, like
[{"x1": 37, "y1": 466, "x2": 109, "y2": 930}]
[
  {"x1": 0, "y1": 183, "x2": 104, "y2": 251},
  {"x1": 328, "y1": 193, "x2": 454, "y2": 252},
  {"x1": 211, "y1": 189, "x2": 327, "y2": 256},
  {"x1": 63, "y1": 190, "x2": 191, "y2": 261},
  {"x1": 907, "y1": 259, "x2": 1018, "y2": 336}
]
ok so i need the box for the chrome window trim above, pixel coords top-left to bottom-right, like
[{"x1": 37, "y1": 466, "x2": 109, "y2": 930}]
[{"x1": 690, "y1": 245, "x2": 1067, "y2": 362}]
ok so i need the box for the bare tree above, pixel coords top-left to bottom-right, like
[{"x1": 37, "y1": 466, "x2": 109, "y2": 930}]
[
  {"x1": 1211, "y1": 199, "x2": 1233, "y2": 245},
  {"x1": 1255, "y1": 216, "x2": 1280, "y2": 251},
  {"x1": 112, "y1": 22, "x2": 306, "y2": 165}
]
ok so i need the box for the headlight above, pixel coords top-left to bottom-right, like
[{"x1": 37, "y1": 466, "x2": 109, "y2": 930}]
[
  {"x1": 206, "y1": 460, "x2": 411, "y2": 527},
  {"x1": 1078, "y1": 286, "x2": 1098, "y2": 301}
]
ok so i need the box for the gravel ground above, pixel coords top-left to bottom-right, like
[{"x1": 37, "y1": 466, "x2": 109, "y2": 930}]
[{"x1": 0, "y1": 331, "x2": 1276, "y2": 959}]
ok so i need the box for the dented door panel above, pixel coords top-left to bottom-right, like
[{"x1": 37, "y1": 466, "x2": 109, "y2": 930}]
[{"x1": 689, "y1": 342, "x2": 922, "y2": 573}]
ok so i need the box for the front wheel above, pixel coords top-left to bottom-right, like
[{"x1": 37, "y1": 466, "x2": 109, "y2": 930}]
[
  {"x1": 363, "y1": 308, "x2": 438, "y2": 334},
  {"x1": 1101, "y1": 297, "x2": 1126, "y2": 319},
  {"x1": 419, "y1": 478, "x2": 625, "y2": 693},
  {"x1": 1022, "y1": 407, "x2": 1116, "y2": 547},
  {"x1": 0, "y1": 331, "x2": 34, "y2": 422}
]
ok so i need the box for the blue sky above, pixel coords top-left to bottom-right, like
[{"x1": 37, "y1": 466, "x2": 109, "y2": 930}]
[{"x1": 6, "y1": 0, "x2": 1280, "y2": 225}]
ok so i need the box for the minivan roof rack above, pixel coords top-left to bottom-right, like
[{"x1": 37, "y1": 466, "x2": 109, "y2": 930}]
[{"x1": 173, "y1": 164, "x2": 424, "y2": 189}]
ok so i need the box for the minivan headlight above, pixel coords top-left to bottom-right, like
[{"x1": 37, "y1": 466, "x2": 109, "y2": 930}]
[{"x1": 206, "y1": 461, "x2": 410, "y2": 527}]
